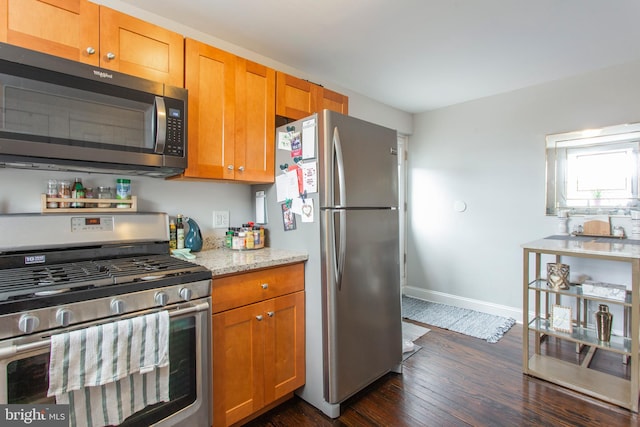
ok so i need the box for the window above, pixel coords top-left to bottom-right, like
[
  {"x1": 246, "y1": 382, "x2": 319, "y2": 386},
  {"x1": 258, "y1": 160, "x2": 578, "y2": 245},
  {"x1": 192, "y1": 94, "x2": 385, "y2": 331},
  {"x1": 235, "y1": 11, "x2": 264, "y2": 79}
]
[{"x1": 546, "y1": 123, "x2": 640, "y2": 215}]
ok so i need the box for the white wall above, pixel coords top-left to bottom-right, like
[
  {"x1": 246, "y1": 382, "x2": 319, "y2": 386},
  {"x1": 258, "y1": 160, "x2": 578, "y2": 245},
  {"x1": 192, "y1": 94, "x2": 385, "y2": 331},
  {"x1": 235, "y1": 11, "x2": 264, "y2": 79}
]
[
  {"x1": 406, "y1": 59, "x2": 640, "y2": 319},
  {"x1": 1, "y1": 1, "x2": 412, "y2": 236}
]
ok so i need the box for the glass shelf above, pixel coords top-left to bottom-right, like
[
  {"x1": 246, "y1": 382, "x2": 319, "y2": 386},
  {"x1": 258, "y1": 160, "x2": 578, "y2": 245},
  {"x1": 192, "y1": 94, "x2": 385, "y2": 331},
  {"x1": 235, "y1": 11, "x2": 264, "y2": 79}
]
[
  {"x1": 528, "y1": 280, "x2": 631, "y2": 307},
  {"x1": 528, "y1": 317, "x2": 632, "y2": 355}
]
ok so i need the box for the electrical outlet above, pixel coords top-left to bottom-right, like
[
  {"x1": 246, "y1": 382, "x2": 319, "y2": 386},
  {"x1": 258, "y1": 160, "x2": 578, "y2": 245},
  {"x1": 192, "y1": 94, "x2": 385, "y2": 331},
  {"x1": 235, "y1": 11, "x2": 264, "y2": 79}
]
[{"x1": 213, "y1": 210, "x2": 229, "y2": 229}]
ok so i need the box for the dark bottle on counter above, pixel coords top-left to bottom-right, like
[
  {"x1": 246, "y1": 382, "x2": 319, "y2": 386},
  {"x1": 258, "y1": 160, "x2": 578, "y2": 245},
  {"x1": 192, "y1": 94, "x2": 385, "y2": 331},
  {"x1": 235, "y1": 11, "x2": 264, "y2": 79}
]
[
  {"x1": 71, "y1": 178, "x2": 85, "y2": 208},
  {"x1": 169, "y1": 219, "x2": 177, "y2": 250},
  {"x1": 176, "y1": 215, "x2": 185, "y2": 249}
]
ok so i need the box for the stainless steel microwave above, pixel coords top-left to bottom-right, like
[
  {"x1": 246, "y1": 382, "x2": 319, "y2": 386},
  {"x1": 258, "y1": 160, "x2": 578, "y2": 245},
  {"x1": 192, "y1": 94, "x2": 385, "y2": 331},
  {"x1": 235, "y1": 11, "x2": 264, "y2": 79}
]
[{"x1": 0, "y1": 43, "x2": 187, "y2": 178}]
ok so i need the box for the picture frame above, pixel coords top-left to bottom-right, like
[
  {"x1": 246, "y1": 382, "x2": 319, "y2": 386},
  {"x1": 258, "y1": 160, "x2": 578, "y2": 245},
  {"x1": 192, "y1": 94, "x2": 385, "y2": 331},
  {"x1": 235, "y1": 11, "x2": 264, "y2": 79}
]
[
  {"x1": 551, "y1": 304, "x2": 573, "y2": 333},
  {"x1": 281, "y1": 202, "x2": 296, "y2": 231}
]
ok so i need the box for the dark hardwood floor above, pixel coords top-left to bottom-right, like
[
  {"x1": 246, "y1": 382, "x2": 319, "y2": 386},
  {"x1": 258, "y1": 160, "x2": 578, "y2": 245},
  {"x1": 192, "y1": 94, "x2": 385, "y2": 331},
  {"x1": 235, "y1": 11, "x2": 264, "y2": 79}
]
[{"x1": 245, "y1": 322, "x2": 640, "y2": 426}]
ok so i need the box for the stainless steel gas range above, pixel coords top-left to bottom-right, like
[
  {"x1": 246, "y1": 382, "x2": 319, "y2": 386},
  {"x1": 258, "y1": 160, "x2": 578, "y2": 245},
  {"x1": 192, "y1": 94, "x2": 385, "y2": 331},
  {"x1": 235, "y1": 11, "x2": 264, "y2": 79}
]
[{"x1": 0, "y1": 212, "x2": 212, "y2": 427}]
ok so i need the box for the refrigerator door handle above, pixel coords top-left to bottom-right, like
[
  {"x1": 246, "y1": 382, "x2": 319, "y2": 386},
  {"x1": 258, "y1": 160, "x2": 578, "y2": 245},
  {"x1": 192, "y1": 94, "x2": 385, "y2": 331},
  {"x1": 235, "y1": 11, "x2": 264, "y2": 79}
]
[
  {"x1": 333, "y1": 127, "x2": 346, "y2": 207},
  {"x1": 332, "y1": 126, "x2": 347, "y2": 290}
]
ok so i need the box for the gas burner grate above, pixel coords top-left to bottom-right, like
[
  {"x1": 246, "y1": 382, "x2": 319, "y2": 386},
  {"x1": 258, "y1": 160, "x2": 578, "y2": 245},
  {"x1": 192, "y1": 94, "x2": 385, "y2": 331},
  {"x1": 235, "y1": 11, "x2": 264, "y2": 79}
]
[{"x1": 0, "y1": 255, "x2": 205, "y2": 301}]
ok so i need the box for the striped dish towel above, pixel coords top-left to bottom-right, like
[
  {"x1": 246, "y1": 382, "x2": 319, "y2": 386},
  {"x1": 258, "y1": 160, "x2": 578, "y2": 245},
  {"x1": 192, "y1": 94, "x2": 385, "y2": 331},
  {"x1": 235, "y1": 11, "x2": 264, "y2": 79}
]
[{"x1": 47, "y1": 311, "x2": 170, "y2": 427}]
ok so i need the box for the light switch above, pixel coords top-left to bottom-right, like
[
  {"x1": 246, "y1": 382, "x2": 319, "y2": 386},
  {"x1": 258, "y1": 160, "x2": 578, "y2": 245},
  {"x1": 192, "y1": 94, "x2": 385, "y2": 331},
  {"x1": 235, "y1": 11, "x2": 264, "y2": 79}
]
[{"x1": 213, "y1": 211, "x2": 229, "y2": 228}]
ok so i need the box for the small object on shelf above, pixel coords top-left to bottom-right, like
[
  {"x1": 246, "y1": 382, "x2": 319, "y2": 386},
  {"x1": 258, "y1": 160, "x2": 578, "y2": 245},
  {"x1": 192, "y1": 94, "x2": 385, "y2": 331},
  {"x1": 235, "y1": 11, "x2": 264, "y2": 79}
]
[
  {"x1": 46, "y1": 179, "x2": 58, "y2": 208},
  {"x1": 581, "y1": 281, "x2": 627, "y2": 301},
  {"x1": 595, "y1": 304, "x2": 613, "y2": 343},
  {"x1": 547, "y1": 263, "x2": 570, "y2": 290},
  {"x1": 97, "y1": 186, "x2": 113, "y2": 208},
  {"x1": 116, "y1": 178, "x2": 132, "y2": 208},
  {"x1": 613, "y1": 226, "x2": 625, "y2": 238},
  {"x1": 551, "y1": 304, "x2": 573, "y2": 333},
  {"x1": 58, "y1": 181, "x2": 71, "y2": 208},
  {"x1": 71, "y1": 178, "x2": 85, "y2": 208}
]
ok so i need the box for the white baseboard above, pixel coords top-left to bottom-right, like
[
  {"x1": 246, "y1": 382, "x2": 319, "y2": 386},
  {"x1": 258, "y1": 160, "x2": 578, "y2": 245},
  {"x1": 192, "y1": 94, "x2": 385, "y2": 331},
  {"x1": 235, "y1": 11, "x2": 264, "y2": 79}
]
[{"x1": 402, "y1": 286, "x2": 523, "y2": 324}]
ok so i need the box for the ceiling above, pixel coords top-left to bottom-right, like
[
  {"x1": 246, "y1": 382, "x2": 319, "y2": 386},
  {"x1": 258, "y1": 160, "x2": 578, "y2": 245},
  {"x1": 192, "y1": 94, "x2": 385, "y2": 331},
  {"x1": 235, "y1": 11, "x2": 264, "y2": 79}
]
[{"x1": 118, "y1": 0, "x2": 640, "y2": 114}]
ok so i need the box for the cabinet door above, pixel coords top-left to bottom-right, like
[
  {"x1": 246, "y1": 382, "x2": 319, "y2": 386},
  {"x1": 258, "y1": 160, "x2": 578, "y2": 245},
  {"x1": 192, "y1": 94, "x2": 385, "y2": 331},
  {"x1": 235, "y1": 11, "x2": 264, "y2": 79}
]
[
  {"x1": 318, "y1": 87, "x2": 349, "y2": 115},
  {"x1": 212, "y1": 302, "x2": 265, "y2": 427},
  {"x1": 99, "y1": 6, "x2": 184, "y2": 87},
  {"x1": 276, "y1": 71, "x2": 317, "y2": 120},
  {"x1": 263, "y1": 291, "x2": 306, "y2": 403},
  {"x1": 0, "y1": 0, "x2": 99, "y2": 65},
  {"x1": 235, "y1": 58, "x2": 276, "y2": 183},
  {"x1": 183, "y1": 38, "x2": 236, "y2": 180}
]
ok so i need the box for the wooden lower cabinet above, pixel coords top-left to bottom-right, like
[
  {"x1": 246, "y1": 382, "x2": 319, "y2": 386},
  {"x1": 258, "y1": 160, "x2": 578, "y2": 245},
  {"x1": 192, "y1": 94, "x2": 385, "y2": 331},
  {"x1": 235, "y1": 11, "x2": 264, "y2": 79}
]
[{"x1": 212, "y1": 264, "x2": 305, "y2": 427}]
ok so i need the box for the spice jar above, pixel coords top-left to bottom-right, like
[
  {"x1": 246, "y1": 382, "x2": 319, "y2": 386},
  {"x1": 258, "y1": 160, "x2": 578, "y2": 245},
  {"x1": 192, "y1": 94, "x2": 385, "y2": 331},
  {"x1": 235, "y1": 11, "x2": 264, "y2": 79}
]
[
  {"x1": 58, "y1": 180, "x2": 71, "y2": 208},
  {"x1": 116, "y1": 178, "x2": 131, "y2": 208},
  {"x1": 46, "y1": 179, "x2": 59, "y2": 208},
  {"x1": 84, "y1": 187, "x2": 95, "y2": 207},
  {"x1": 97, "y1": 186, "x2": 113, "y2": 208}
]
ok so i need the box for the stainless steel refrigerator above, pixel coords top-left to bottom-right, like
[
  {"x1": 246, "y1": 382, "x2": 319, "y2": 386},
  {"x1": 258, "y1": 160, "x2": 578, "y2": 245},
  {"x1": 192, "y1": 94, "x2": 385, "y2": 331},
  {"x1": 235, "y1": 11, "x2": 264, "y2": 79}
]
[{"x1": 253, "y1": 110, "x2": 401, "y2": 418}]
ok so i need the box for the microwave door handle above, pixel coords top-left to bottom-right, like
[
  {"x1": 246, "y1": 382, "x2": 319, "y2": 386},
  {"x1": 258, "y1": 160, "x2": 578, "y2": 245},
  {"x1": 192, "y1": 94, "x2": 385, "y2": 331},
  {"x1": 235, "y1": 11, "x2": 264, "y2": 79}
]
[{"x1": 154, "y1": 96, "x2": 167, "y2": 153}]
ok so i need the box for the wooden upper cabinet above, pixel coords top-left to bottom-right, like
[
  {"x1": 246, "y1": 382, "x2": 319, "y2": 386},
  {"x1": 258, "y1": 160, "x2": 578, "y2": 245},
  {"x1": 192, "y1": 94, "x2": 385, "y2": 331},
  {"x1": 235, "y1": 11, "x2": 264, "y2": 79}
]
[
  {"x1": 0, "y1": 0, "x2": 183, "y2": 86},
  {"x1": 275, "y1": 72, "x2": 315, "y2": 120},
  {"x1": 0, "y1": 0, "x2": 100, "y2": 65},
  {"x1": 99, "y1": 7, "x2": 184, "y2": 87},
  {"x1": 183, "y1": 38, "x2": 275, "y2": 183},
  {"x1": 184, "y1": 38, "x2": 236, "y2": 180},
  {"x1": 318, "y1": 86, "x2": 349, "y2": 116},
  {"x1": 276, "y1": 71, "x2": 349, "y2": 120},
  {"x1": 235, "y1": 58, "x2": 275, "y2": 183}
]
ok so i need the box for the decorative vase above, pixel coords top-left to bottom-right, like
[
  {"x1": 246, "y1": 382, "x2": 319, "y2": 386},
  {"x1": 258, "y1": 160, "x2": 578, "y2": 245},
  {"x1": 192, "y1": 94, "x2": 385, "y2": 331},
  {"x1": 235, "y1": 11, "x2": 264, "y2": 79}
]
[
  {"x1": 184, "y1": 217, "x2": 203, "y2": 252},
  {"x1": 595, "y1": 304, "x2": 613, "y2": 343},
  {"x1": 547, "y1": 263, "x2": 570, "y2": 289}
]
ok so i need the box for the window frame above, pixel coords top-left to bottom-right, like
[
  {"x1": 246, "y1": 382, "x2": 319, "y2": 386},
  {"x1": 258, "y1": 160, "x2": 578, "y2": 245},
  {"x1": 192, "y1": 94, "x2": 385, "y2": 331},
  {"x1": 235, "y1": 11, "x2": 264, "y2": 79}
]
[{"x1": 545, "y1": 122, "x2": 640, "y2": 216}]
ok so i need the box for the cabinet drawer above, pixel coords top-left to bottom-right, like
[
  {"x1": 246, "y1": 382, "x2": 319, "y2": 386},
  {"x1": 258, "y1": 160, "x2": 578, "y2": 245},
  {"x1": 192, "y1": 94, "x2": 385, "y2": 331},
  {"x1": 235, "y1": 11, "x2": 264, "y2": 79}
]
[{"x1": 212, "y1": 263, "x2": 304, "y2": 313}]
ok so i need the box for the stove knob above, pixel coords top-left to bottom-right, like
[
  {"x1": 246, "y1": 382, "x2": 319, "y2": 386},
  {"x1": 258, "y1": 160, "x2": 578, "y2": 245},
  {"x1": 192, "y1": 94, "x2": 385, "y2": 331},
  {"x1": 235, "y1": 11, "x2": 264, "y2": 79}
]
[
  {"x1": 111, "y1": 299, "x2": 125, "y2": 315},
  {"x1": 18, "y1": 314, "x2": 40, "y2": 334},
  {"x1": 56, "y1": 309, "x2": 73, "y2": 327},
  {"x1": 179, "y1": 288, "x2": 192, "y2": 302},
  {"x1": 155, "y1": 292, "x2": 169, "y2": 306}
]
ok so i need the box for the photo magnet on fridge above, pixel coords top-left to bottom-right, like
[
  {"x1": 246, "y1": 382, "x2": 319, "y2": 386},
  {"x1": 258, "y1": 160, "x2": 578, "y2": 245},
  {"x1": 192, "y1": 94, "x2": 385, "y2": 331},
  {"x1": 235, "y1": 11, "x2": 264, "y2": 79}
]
[{"x1": 281, "y1": 203, "x2": 297, "y2": 231}]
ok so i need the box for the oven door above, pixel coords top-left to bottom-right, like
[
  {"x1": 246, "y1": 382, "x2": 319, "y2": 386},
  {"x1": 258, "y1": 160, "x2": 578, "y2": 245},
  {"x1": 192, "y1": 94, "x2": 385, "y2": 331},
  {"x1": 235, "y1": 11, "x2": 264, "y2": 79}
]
[{"x1": 0, "y1": 299, "x2": 211, "y2": 427}]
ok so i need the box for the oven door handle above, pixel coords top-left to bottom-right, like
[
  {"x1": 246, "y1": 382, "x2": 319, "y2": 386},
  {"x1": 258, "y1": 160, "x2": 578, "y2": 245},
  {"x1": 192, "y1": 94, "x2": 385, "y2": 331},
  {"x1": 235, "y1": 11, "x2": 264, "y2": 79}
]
[{"x1": 0, "y1": 302, "x2": 209, "y2": 360}]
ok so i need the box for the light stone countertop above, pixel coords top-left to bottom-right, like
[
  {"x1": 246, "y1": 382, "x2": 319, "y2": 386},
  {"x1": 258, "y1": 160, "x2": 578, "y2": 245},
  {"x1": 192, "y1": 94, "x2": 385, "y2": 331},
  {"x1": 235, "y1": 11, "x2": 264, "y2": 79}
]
[
  {"x1": 522, "y1": 236, "x2": 640, "y2": 259},
  {"x1": 186, "y1": 247, "x2": 308, "y2": 277}
]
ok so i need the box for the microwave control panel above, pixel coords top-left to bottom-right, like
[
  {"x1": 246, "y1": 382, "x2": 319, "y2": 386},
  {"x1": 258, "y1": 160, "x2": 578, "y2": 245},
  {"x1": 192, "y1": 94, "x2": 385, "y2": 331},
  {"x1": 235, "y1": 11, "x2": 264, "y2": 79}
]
[{"x1": 164, "y1": 98, "x2": 185, "y2": 157}]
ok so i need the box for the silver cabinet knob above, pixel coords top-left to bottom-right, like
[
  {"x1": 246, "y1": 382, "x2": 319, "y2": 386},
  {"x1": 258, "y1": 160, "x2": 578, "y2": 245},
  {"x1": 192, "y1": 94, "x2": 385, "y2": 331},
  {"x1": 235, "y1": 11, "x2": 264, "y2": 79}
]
[
  {"x1": 86, "y1": 47, "x2": 96, "y2": 55},
  {"x1": 179, "y1": 288, "x2": 192, "y2": 301},
  {"x1": 227, "y1": 165, "x2": 234, "y2": 170},
  {"x1": 56, "y1": 309, "x2": 73, "y2": 327},
  {"x1": 18, "y1": 314, "x2": 40, "y2": 334},
  {"x1": 155, "y1": 292, "x2": 169, "y2": 306},
  {"x1": 261, "y1": 283, "x2": 269, "y2": 290},
  {"x1": 106, "y1": 52, "x2": 116, "y2": 60},
  {"x1": 256, "y1": 315, "x2": 263, "y2": 321},
  {"x1": 111, "y1": 299, "x2": 125, "y2": 315},
  {"x1": 238, "y1": 166, "x2": 245, "y2": 172},
  {"x1": 267, "y1": 311, "x2": 274, "y2": 317}
]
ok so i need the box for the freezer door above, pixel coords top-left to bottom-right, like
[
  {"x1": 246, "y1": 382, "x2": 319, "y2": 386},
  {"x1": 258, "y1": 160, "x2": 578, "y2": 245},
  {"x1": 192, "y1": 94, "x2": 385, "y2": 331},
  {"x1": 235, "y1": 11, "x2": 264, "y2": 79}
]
[
  {"x1": 322, "y1": 207, "x2": 402, "y2": 404},
  {"x1": 321, "y1": 110, "x2": 398, "y2": 208}
]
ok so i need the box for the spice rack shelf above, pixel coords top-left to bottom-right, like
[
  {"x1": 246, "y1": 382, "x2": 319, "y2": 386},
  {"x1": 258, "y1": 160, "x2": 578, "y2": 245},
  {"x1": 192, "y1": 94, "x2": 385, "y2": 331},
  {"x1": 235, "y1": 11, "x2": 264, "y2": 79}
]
[
  {"x1": 522, "y1": 237, "x2": 640, "y2": 412},
  {"x1": 41, "y1": 194, "x2": 137, "y2": 213}
]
